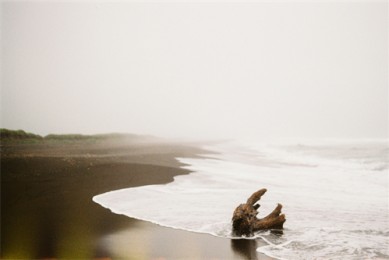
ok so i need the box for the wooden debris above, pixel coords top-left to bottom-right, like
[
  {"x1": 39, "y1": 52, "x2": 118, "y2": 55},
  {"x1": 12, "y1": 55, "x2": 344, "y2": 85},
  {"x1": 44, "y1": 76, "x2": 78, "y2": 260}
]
[{"x1": 232, "y1": 188, "x2": 286, "y2": 236}]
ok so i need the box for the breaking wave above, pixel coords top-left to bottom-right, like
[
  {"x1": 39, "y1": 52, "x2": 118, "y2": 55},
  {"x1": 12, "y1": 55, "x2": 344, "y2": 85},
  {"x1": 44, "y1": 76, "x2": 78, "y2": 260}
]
[{"x1": 93, "y1": 139, "x2": 389, "y2": 259}]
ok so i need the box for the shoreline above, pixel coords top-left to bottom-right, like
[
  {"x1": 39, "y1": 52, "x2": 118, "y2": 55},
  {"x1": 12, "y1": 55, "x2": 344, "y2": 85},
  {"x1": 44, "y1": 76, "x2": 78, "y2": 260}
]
[{"x1": 1, "y1": 136, "x2": 272, "y2": 259}]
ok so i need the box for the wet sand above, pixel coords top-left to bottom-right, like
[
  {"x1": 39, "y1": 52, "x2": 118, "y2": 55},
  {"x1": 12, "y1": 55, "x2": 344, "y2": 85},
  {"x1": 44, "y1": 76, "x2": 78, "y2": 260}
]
[{"x1": 1, "y1": 137, "x2": 271, "y2": 259}]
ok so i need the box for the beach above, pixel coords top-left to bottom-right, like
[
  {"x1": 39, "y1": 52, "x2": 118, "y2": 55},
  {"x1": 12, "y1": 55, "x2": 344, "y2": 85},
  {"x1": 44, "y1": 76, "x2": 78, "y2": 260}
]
[
  {"x1": 1, "y1": 135, "x2": 270, "y2": 259},
  {"x1": 93, "y1": 139, "x2": 388, "y2": 259}
]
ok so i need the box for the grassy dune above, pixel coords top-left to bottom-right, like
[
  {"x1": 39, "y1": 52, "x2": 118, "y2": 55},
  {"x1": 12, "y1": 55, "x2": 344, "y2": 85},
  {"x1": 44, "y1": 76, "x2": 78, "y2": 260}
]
[
  {"x1": 0, "y1": 129, "x2": 43, "y2": 140},
  {"x1": 0, "y1": 128, "x2": 155, "y2": 144}
]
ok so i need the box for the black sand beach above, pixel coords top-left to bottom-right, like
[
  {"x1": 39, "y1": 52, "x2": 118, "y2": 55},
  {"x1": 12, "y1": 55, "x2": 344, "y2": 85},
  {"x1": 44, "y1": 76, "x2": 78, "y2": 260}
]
[{"x1": 1, "y1": 134, "x2": 271, "y2": 259}]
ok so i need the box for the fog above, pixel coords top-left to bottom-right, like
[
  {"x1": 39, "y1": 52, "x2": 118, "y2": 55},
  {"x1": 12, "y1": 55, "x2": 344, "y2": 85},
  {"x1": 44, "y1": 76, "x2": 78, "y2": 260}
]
[{"x1": 1, "y1": 1, "x2": 388, "y2": 140}]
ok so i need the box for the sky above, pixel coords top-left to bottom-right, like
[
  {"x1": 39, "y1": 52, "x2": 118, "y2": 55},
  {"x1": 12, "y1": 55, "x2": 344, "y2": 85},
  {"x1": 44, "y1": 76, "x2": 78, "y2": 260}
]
[{"x1": 1, "y1": 1, "x2": 388, "y2": 140}]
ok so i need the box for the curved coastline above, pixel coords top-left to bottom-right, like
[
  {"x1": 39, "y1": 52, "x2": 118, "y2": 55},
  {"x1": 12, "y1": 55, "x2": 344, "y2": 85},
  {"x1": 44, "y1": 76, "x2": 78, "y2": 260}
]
[{"x1": 1, "y1": 135, "x2": 269, "y2": 259}]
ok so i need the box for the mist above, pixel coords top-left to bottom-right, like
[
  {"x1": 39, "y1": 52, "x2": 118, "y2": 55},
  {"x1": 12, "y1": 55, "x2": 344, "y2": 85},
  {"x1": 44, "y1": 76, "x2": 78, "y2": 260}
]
[{"x1": 1, "y1": 1, "x2": 387, "y2": 140}]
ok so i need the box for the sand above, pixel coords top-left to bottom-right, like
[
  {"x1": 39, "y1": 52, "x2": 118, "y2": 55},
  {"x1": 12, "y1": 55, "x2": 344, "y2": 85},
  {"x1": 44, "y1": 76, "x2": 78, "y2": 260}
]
[{"x1": 1, "y1": 137, "x2": 271, "y2": 259}]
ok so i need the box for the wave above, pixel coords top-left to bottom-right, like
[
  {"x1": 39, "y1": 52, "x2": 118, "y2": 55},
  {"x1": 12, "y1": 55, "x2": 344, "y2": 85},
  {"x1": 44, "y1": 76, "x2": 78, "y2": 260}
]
[{"x1": 93, "y1": 139, "x2": 389, "y2": 259}]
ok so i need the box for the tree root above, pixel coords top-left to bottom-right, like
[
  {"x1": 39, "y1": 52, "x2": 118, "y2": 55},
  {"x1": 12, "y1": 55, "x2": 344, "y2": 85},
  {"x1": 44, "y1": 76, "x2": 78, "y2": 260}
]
[{"x1": 232, "y1": 188, "x2": 286, "y2": 236}]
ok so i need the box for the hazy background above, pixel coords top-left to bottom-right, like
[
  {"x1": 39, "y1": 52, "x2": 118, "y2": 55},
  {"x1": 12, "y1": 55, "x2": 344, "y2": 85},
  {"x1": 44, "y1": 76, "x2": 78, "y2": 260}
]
[{"x1": 1, "y1": 1, "x2": 388, "y2": 140}]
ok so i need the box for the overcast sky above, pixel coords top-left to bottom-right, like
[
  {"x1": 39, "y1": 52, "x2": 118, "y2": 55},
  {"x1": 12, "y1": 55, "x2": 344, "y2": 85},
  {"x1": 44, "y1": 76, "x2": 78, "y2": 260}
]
[{"x1": 1, "y1": 1, "x2": 388, "y2": 140}]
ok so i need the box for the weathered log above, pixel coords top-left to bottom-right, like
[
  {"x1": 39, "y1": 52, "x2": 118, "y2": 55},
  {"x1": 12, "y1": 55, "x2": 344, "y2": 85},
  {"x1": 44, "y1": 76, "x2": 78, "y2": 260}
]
[{"x1": 232, "y1": 188, "x2": 286, "y2": 236}]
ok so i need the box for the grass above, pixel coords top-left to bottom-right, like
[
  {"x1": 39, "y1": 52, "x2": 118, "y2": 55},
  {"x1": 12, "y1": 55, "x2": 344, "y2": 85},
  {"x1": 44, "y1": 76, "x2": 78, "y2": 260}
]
[
  {"x1": 0, "y1": 129, "x2": 43, "y2": 140},
  {"x1": 0, "y1": 128, "x2": 152, "y2": 144}
]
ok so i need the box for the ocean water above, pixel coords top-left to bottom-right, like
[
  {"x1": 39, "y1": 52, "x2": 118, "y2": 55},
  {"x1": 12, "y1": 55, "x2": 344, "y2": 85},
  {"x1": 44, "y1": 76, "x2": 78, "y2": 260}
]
[{"x1": 93, "y1": 139, "x2": 389, "y2": 259}]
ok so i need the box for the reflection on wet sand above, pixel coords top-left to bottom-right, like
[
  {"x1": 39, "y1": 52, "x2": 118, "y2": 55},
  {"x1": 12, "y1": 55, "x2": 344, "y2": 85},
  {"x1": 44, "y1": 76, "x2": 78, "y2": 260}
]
[
  {"x1": 231, "y1": 239, "x2": 259, "y2": 260},
  {"x1": 97, "y1": 220, "x2": 272, "y2": 260},
  {"x1": 1, "y1": 140, "x2": 200, "y2": 259},
  {"x1": 1, "y1": 140, "x2": 274, "y2": 259}
]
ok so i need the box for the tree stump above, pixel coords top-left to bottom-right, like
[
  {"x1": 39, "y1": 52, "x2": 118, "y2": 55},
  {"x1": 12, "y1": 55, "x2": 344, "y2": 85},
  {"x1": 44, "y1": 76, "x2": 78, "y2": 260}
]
[{"x1": 232, "y1": 188, "x2": 286, "y2": 236}]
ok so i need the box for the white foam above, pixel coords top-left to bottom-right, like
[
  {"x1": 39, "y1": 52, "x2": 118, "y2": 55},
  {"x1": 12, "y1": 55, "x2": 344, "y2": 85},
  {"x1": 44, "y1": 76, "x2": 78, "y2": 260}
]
[{"x1": 93, "y1": 139, "x2": 389, "y2": 259}]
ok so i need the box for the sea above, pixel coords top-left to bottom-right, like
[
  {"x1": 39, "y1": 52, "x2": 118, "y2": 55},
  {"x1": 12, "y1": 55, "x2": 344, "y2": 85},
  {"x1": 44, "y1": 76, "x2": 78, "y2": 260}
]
[{"x1": 93, "y1": 139, "x2": 389, "y2": 259}]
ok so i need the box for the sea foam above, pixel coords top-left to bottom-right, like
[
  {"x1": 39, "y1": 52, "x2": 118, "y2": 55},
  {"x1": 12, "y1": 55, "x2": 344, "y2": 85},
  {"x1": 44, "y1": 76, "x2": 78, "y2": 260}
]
[{"x1": 93, "y1": 139, "x2": 389, "y2": 259}]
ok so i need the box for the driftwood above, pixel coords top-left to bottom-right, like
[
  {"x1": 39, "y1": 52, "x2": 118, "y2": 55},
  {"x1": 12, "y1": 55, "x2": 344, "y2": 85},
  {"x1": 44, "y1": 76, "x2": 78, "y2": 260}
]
[{"x1": 232, "y1": 188, "x2": 286, "y2": 236}]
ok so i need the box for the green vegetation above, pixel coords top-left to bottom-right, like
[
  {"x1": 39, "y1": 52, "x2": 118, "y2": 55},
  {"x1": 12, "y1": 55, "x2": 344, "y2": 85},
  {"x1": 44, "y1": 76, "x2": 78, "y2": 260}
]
[
  {"x1": 0, "y1": 128, "x2": 150, "y2": 144},
  {"x1": 45, "y1": 133, "x2": 140, "y2": 141},
  {"x1": 0, "y1": 129, "x2": 43, "y2": 140},
  {"x1": 45, "y1": 134, "x2": 96, "y2": 141}
]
